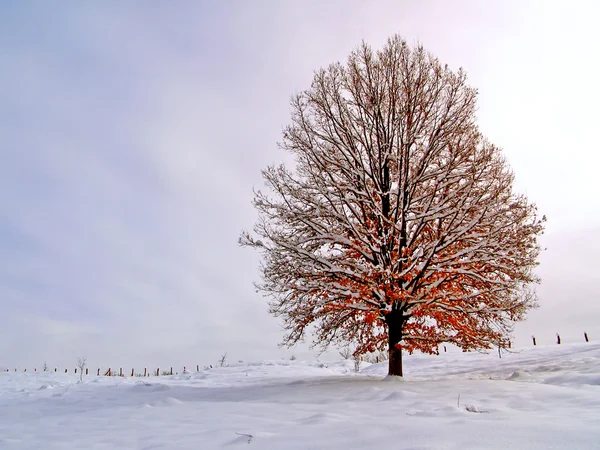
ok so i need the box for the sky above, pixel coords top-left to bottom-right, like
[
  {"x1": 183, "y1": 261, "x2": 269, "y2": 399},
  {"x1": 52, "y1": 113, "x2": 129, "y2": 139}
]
[{"x1": 1, "y1": 0, "x2": 599, "y2": 370}]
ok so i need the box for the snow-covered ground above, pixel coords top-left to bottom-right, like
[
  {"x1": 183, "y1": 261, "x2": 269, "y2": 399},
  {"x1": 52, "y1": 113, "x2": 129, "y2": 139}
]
[{"x1": 1, "y1": 343, "x2": 599, "y2": 449}]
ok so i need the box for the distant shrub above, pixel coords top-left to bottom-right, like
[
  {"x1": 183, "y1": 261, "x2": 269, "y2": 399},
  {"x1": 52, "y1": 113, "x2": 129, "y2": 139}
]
[{"x1": 363, "y1": 351, "x2": 388, "y2": 364}]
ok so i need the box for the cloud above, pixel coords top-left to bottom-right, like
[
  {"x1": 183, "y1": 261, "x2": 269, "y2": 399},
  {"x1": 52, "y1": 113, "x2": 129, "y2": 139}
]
[{"x1": 1, "y1": 1, "x2": 599, "y2": 369}]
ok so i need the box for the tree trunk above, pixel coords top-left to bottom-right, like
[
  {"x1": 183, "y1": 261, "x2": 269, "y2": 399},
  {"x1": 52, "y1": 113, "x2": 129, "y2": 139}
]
[
  {"x1": 388, "y1": 340, "x2": 403, "y2": 377},
  {"x1": 386, "y1": 311, "x2": 404, "y2": 377}
]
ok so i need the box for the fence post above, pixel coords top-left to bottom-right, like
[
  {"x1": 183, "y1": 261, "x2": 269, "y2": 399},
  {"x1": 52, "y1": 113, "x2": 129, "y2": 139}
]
[
  {"x1": 170, "y1": 367, "x2": 173, "y2": 375},
  {"x1": 584, "y1": 332, "x2": 589, "y2": 342},
  {"x1": 144, "y1": 367, "x2": 147, "y2": 377},
  {"x1": 156, "y1": 367, "x2": 159, "y2": 376},
  {"x1": 97, "y1": 368, "x2": 100, "y2": 376},
  {"x1": 197, "y1": 364, "x2": 199, "y2": 372},
  {"x1": 86, "y1": 368, "x2": 89, "y2": 375},
  {"x1": 75, "y1": 368, "x2": 77, "y2": 374},
  {"x1": 556, "y1": 333, "x2": 561, "y2": 345},
  {"x1": 532, "y1": 335, "x2": 536, "y2": 346},
  {"x1": 119, "y1": 367, "x2": 123, "y2": 377},
  {"x1": 131, "y1": 368, "x2": 134, "y2": 377}
]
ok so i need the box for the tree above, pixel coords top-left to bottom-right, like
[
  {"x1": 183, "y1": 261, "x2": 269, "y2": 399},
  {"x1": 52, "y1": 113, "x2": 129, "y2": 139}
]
[
  {"x1": 76, "y1": 357, "x2": 87, "y2": 383},
  {"x1": 339, "y1": 347, "x2": 352, "y2": 360},
  {"x1": 240, "y1": 35, "x2": 545, "y2": 377}
]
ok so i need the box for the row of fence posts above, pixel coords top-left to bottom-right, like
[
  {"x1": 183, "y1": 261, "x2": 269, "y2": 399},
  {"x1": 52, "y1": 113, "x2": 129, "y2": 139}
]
[
  {"x1": 4, "y1": 334, "x2": 594, "y2": 371},
  {"x1": 531, "y1": 332, "x2": 590, "y2": 346},
  {"x1": 5, "y1": 364, "x2": 204, "y2": 375},
  {"x1": 438, "y1": 332, "x2": 591, "y2": 353}
]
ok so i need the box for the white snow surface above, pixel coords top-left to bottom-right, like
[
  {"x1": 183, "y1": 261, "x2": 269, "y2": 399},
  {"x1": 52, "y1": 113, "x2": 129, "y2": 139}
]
[{"x1": 1, "y1": 343, "x2": 600, "y2": 449}]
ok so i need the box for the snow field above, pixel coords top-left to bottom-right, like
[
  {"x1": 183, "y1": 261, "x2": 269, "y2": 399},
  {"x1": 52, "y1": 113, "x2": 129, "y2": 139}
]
[{"x1": 1, "y1": 343, "x2": 599, "y2": 449}]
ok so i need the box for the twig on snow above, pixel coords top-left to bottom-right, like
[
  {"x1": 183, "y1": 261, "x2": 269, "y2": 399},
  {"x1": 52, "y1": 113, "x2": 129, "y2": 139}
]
[{"x1": 235, "y1": 432, "x2": 253, "y2": 444}]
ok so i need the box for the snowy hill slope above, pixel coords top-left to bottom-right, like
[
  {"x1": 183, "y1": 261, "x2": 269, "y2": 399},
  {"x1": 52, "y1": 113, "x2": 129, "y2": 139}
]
[{"x1": 1, "y1": 343, "x2": 599, "y2": 449}]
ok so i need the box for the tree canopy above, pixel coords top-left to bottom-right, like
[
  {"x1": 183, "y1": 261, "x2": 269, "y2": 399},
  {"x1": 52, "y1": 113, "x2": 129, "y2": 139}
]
[{"x1": 241, "y1": 35, "x2": 545, "y2": 376}]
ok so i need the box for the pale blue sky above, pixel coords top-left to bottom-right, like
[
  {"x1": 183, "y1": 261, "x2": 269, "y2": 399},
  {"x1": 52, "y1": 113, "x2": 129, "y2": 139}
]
[{"x1": 1, "y1": 1, "x2": 599, "y2": 370}]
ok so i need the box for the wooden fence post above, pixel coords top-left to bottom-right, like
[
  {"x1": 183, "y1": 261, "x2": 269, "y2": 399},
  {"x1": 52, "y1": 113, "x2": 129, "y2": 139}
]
[
  {"x1": 170, "y1": 367, "x2": 173, "y2": 375},
  {"x1": 585, "y1": 332, "x2": 589, "y2": 342},
  {"x1": 86, "y1": 368, "x2": 89, "y2": 375},
  {"x1": 156, "y1": 367, "x2": 159, "y2": 376},
  {"x1": 97, "y1": 368, "x2": 100, "y2": 376},
  {"x1": 144, "y1": 367, "x2": 147, "y2": 377},
  {"x1": 131, "y1": 368, "x2": 134, "y2": 377},
  {"x1": 556, "y1": 333, "x2": 561, "y2": 344},
  {"x1": 532, "y1": 335, "x2": 536, "y2": 346},
  {"x1": 119, "y1": 367, "x2": 123, "y2": 377}
]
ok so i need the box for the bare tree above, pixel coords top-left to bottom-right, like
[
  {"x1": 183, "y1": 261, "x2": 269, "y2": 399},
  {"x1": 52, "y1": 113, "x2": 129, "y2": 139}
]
[
  {"x1": 218, "y1": 352, "x2": 228, "y2": 367},
  {"x1": 339, "y1": 347, "x2": 352, "y2": 360},
  {"x1": 76, "y1": 357, "x2": 87, "y2": 382},
  {"x1": 241, "y1": 35, "x2": 545, "y2": 377}
]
